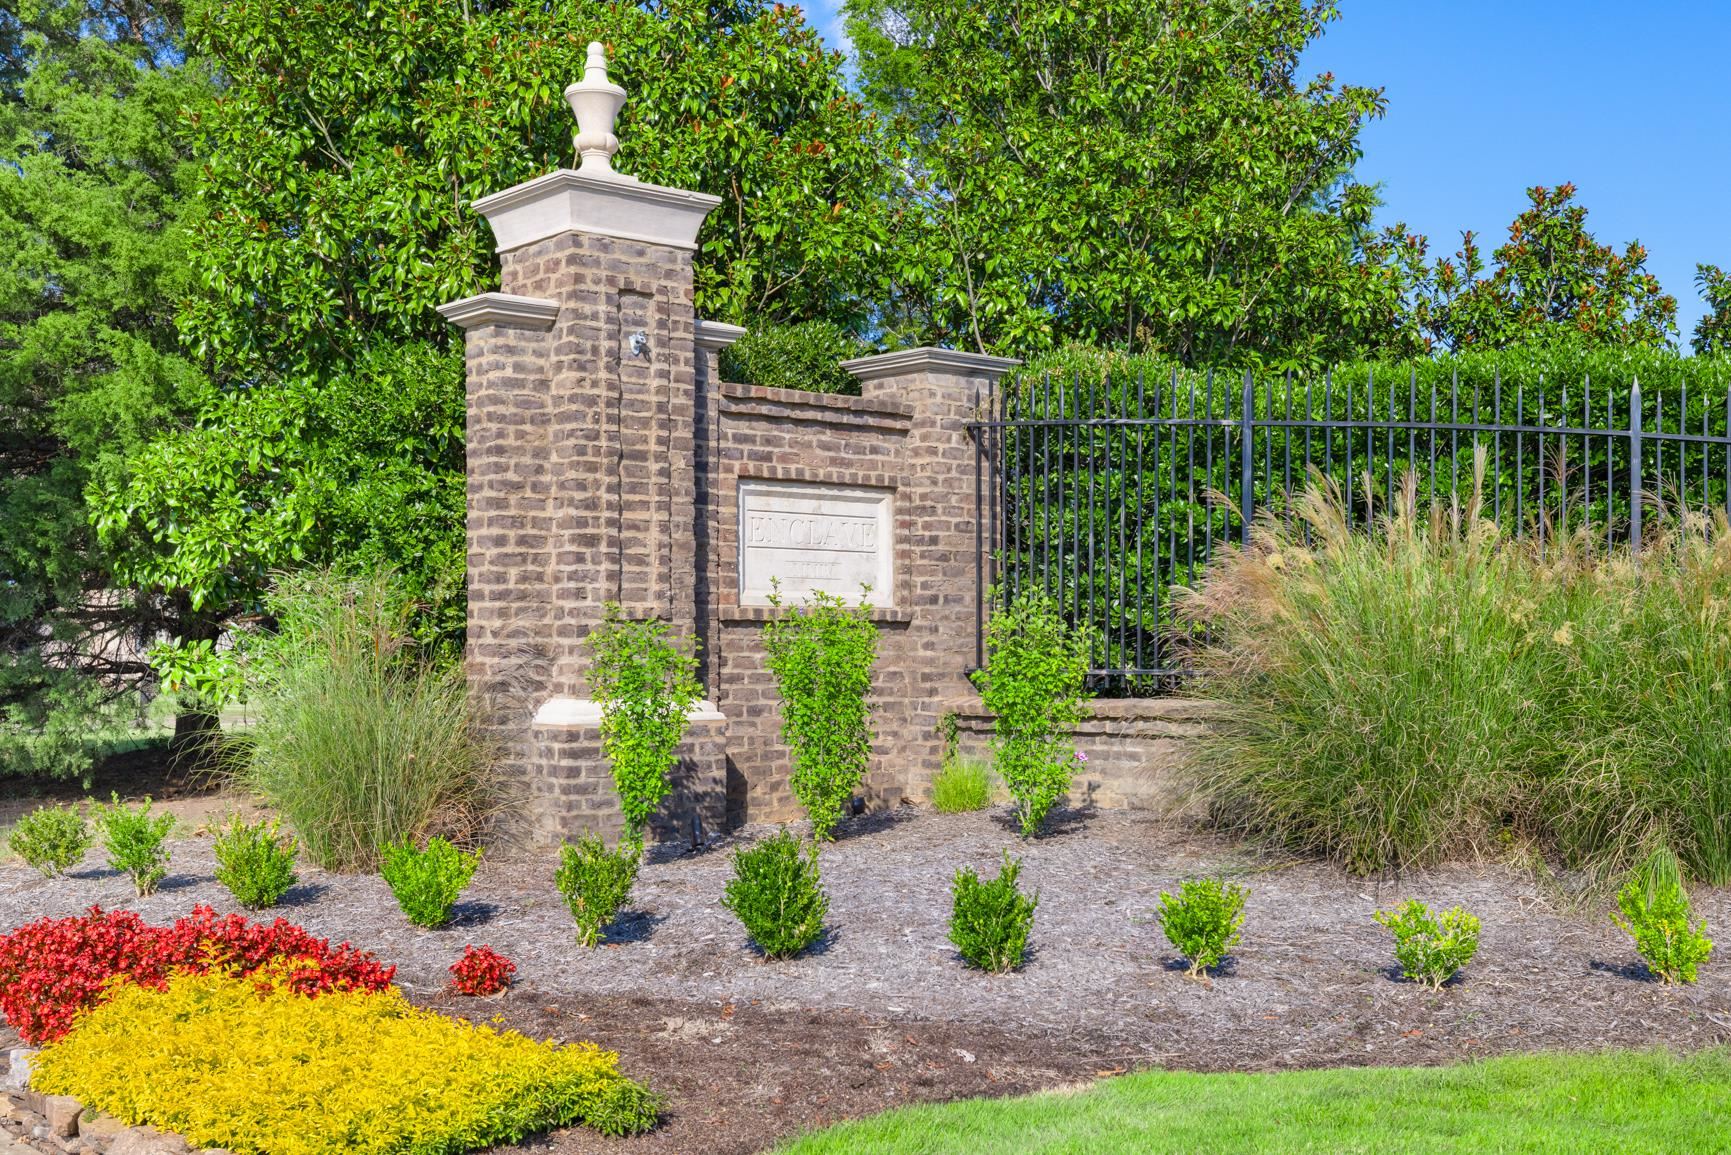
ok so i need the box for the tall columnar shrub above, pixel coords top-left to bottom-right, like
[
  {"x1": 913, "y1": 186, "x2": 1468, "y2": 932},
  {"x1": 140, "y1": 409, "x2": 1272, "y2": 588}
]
[
  {"x1": 587, "y1": 603, "x2": 703, "y2": 843},
  {"x1": 762, "y1": 587, "x2": 878, "y2": 841},
  {"x1": 972, "y1": 590, "x2": 1091, "y2": 837},
  {"x1": 230, "y1": 570, "x2": 490, "y2": 872}
]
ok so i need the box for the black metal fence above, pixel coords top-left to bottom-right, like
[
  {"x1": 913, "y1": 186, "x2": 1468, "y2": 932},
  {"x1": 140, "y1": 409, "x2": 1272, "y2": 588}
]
[{"x1": 968, "y1": 368, "x2": 1731, "y2": 694}]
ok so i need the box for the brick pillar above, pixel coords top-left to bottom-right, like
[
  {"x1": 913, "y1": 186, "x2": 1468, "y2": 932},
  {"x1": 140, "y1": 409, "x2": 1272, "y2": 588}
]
[
  {"x1": 694, "y1": 319, "x2": 745, "y2": 699},
  {"x1": 438, "y1": 48, "x2": 727, "y2": 845},
  {"x1": 840, "y1": 349, "x2": 1020, "y2": 802}
]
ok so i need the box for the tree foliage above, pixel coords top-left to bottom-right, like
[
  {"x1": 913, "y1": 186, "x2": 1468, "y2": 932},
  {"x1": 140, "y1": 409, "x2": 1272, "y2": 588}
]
[
  {"x1": 847, "y1": 0, "x2": 1419, "y2": 367},
  {"x1": 96, "y1": 0, "x2": 892, "y2": 662},
  {"x1": 1695, "y1": 264, "x2": 1731, "y2": 358},
  {"x1": 0, "y1": 0, "x2": 214, "y2": 775},
  {"x1": 92, "y1": 341, "x2": 467, "y2": 643},
  {"x1": 178, "y1": 0, "x2": 890, "y2": 385},
  {"x1": 1408, "y1": 183, "x2": 1678, "y2": 353}
]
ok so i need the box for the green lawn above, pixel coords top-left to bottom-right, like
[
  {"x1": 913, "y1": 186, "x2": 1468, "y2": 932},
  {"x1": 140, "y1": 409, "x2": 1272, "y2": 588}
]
[{"x1": 776, "y1": 1049, "x2": 1731, "y2": 1154}]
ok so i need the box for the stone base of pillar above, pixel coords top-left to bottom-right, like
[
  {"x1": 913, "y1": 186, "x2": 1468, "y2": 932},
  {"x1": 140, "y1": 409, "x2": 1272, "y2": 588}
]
[{"x1": 528, "y1": 699, "x2": 728, "y2": 847}]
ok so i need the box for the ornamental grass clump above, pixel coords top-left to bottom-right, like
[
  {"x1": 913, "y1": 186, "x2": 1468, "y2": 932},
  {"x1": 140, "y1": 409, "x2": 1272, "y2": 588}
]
[
  {"x1": 380, "y1": 837, "x2": 480, "y2": 929},
  {"x1": 931, "y1": 756, "x2": 993, "y2": 813},
  {"x1": 1612, "y1": 848, "x2": 1713, "y2": 984},
  {"x1": 7, "y1": 804, "x2": 92, "y2": 878},
  {"x1": 555, "y1": 834, "x2": 641, "y2": 948},
  {"x1": 722, "y1": 828, "x2": 829, "y2": 959},
  {"x1": 972, "y1": 589, "x2": 1091, "y2": 837},
  {"x1": 212, "y1": 817, "x2": 299, "y2": 909},
  {"x1": 949, "y1": 852, "x2": 1038, "y2": 973},
  {"x1": 1157, "y1": 877, "x2": 1246, "y2": 977},
  {"x1": 1375, "y1": 900, "x2": 1481, "y2": 989},
  {"x1": 588, "y1": 603, "x2": 703, "y2": 841},
  {"x1": 1181, "y1": 454, "x2": 1731, "y2": 889},
  {"x1": 230, "y1": 569, "x2": 491, "y2": 872},
  {"x1": 93, "y1": 794, "x2": 173, "y2": 897},
  {"x1": 31, "y1": 970, "x2": 660, "y2": 1151},
  {"x1": 762, "y1": 586, "x2": 878, "y2": 841}
]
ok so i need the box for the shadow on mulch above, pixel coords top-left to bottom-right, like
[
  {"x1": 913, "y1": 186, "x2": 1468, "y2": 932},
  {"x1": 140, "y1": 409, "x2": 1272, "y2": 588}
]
[
  {"x1": 744, "y1": 924, "x2": 842, "y2": 961},
  {"x1": 605, "y1": 910, "x2": 668, "y2": 945},
  {"x1": 1588, "y1": 958, "x2": 1657, "y2": 983},
  {"x1": 276, "y1": 882, "x2": 330, "y2": 908},
  {"x1": 833, "y1": 805, "x2": 921, "y2": 841},
  {"x1": 1158, "y1": 955, "x2": 1239, "y2": 979},
  {"x1": 448, "y1": 900, "x2": 502, "y2": 929},
  {"x1": 1376, "y1": 964, "x2": 1465, "y2": 989},
  {"x1": 64, "y1": 866, "x2": 122, "y2": 883},
  {"x1": 991, "y1": 804, "x2": 1098, "y2": 840}
]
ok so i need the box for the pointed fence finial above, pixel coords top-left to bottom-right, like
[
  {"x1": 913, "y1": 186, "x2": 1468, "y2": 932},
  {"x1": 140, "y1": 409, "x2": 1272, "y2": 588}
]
[{"x1": 564, "y1": 41, "x2": 627, "y2": 175}]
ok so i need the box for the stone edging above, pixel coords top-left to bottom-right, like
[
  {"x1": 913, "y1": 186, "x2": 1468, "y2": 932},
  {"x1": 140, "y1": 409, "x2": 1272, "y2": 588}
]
[{"x1": 2, "y1": 1051, "x2": 224, "y2": 1155}]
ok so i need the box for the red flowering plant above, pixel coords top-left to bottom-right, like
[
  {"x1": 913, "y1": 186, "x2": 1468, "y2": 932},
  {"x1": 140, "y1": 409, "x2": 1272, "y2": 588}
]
[
  {"x1": 0, "y1": 905, "x2": 394, "y2": 1045},
  {"x1": 449, "y1": 945, "x2": 516, "y2": 997}
]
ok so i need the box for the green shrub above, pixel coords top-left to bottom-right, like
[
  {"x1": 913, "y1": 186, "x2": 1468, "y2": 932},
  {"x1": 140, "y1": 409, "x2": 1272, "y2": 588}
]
[
  {"x1": 972, "y1": 590, "x2": 1091, "y2": 837},
  {"x1": 1374, "y1": 900, "x2": 1481, "y2": 989},
  {"x1": 762, "y1": 587, "x2": 878, "y2": 841},
  {"x1": 1612, "y1": 850, "x2": 1713, "y2": 984},
  {"x1": 230, "y1": 570, "x2": 490, "y2": 872},
  {"x1": 1184, "y1": 463, "x2": 1731, "y2": 888},
  {"x1": 587, "y1": 603, "x2": 703, "y2": 841},
  {"x1": 380, "y1": 837, "x2": 480, "y2": 929},
  {"x1": 6, "y1": 804, "x2": 93, "y2": 878},
  {"x1": 931, "y1": 757, "x2": 992, "y2": 813},
  {"x1": 719, "y1": 320, "x2": 866, "y2": 395},
  {"x1": 721, "y1": 829, "x2": 829, "y2": 959},
  {"x1": 92, "y1": 795, "x2": 174, "y2": 897},
  {"x1": 1157, "y1": 877, "x2": 1246, "y2": 977},
  {"x1": 212, "y1": 818, "x2": 300, "y2": 910},
  {"x1": 554, "y1": 834, "x2": 641, "y2": 949},
  {"x1": 949, "y1": 852, "x2": 1038, "y2": 972}
]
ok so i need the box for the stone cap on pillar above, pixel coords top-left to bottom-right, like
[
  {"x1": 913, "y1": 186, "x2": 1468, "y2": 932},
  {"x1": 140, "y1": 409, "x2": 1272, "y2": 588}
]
[
  {"x1": 695, "y1": 319, "x2": 748, "y2": 352},
  {"x1": 436, "y1": 292, "x2": 561, "y2": 331},
  {"x1": 468, "y1": 42, "x2": 721, "y2": 254},
  {"x1": 841, "y1": 346, "x2": 1022, "y2": 385}
]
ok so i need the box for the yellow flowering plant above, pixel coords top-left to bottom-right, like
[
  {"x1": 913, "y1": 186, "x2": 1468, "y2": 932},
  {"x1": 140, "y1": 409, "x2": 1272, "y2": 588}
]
[{"x1": 32, "y1": 968, "x2": 659, "y2": 1153}]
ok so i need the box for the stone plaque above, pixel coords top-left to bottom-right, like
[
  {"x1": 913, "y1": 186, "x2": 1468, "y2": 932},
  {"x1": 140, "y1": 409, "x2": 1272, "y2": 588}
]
[{"x1": 739, "y1": 480, "x2": 893, "y2": 605}]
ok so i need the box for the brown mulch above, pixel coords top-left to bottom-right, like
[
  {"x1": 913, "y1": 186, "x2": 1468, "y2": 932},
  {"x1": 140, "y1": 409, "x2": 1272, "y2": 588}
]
[{"x1": 4, "y1": 807, "x2": 1731, "y2": 1153}]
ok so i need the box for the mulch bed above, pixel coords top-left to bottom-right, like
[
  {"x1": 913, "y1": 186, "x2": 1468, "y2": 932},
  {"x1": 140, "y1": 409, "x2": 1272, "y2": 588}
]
[{"x1": 4, "y1": 807, "x2": 1730, "y2": 1153}]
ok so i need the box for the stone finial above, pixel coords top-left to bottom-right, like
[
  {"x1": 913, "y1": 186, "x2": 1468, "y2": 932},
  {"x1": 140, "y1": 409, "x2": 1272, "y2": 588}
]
[{"x1": 564, "y1": 41, "x2": 627, "y2": 175}]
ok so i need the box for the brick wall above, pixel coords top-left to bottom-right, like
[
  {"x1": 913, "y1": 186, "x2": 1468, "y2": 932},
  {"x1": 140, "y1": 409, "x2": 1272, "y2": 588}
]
[
  {"x1": 448, "y1": 158, "x2": 1194, "y2": 845},
  {"x1": 941, "y1": 696, "x2": 1220, "y2": 816},
  {"x1": 702, "y1": 351, "x2": 1014, "y2": 826}
]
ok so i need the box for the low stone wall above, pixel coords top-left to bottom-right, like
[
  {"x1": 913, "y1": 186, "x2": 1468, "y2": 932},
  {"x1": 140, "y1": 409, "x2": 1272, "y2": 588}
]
[
  {"x1": 2, "y1": 1073, "x2": 214, "y2": 1155},
  {"x1": 939, "y1": 696, "x2": 1220, "y2": 815}
]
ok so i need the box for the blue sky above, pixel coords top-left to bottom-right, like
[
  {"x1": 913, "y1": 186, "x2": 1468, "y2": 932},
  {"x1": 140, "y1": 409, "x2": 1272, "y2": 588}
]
[{"x1": 801, "y1": 1, "x2": 1728, "y2": 345}]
